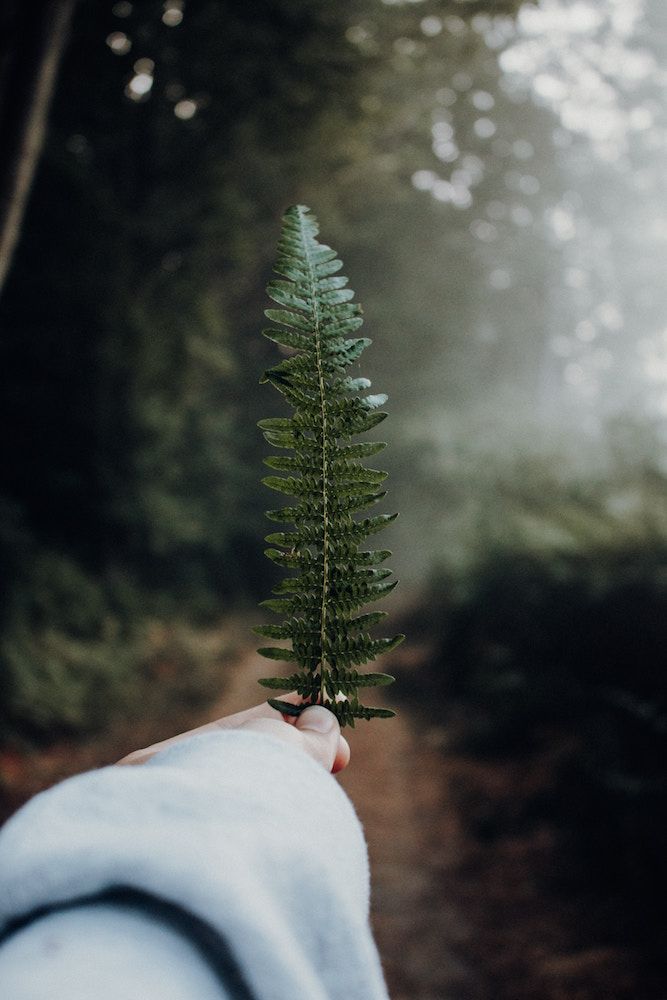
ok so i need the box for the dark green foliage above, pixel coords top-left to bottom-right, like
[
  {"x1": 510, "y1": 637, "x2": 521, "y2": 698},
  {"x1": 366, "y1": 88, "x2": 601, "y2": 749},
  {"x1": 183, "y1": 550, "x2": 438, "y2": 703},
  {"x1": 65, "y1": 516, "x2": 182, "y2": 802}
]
[
  {"x1": 420, "y1": 543, "x2": 667, "y2": 922},
  {"x1": 255, "y1": 206, "x2": 403, "y2": 726}
]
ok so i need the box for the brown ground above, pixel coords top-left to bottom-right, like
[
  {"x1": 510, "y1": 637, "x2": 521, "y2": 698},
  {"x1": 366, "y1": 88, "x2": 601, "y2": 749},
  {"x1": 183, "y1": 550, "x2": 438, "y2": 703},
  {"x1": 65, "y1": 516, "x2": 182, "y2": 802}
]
[{"x1": 0, "y1": 630, "x2": 663, "y2": 998}]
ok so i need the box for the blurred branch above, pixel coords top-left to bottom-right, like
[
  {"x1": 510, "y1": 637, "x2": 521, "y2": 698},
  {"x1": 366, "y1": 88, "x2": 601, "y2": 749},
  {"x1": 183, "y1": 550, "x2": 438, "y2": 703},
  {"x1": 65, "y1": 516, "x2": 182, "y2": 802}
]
[{"x1": 0, "y1": 0, "x2": 75, "y2": 298}]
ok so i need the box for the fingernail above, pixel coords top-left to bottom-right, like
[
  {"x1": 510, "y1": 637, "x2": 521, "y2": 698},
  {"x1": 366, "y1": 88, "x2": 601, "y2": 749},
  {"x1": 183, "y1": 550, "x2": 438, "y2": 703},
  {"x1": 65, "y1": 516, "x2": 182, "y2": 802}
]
[{"x1": 299, "y1": 706, "x2": 336, "y2": 733}]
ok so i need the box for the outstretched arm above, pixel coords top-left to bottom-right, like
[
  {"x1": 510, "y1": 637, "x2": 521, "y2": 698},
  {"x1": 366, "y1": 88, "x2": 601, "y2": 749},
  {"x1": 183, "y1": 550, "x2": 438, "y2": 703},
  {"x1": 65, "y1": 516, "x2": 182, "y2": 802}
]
[{"x1": 0, "y1": 702, "x2": 387, "y2": 999}]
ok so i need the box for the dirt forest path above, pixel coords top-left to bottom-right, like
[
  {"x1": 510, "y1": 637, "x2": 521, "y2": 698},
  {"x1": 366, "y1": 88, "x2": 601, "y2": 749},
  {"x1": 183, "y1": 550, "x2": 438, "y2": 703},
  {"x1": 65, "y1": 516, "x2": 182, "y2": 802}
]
[
  {"x1": 338, "y1": 705, "x2": 480, "y2": 999},
  {"x1": 206, "y1": 642, "x2": 479, "y2": 1000}
]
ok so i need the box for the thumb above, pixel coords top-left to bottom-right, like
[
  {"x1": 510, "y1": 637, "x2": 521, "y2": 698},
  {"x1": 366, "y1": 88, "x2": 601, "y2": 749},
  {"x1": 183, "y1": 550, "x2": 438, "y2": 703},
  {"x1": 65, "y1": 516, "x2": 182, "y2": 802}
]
[{"x1": 295, "y1": 705, "x2": 340, "y2": 771}]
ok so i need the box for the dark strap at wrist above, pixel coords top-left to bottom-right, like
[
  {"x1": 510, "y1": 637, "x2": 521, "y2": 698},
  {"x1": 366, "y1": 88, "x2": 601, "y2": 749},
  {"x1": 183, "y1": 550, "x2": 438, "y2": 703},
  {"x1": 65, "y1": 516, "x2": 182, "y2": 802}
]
[{"x1": 0, "y1": 884, "x2": 257, "y2": 999}]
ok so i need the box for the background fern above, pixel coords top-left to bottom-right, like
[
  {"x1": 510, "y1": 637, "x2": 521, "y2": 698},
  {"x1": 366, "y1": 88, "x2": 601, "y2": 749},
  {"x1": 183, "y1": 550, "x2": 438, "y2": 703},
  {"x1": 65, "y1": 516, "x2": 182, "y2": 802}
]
[{"x1": 254, "y1": 205, "x2": 403, "y2": 726}]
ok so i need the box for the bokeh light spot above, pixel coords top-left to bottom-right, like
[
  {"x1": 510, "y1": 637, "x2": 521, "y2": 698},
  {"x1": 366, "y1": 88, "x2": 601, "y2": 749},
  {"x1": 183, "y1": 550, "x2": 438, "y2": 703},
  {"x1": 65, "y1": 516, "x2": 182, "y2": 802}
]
[
  {"x1": 474, "y1": 117, "x2": 497, "y2": 139},
  {"x1": 126, "y1": 73, "x2": 153, "y2": 100},
  {"x1": 412, "y1": 170, "x2": 437, "y2": 191},
  {"x1": 174, "y1": 99, "x2": 197, "y2": 120},
  {"x1": 472, "y1": 90, "x2": 495, "y2": 111},
  {"x1": 470, "y1": 219, "x2": 498, "y2": 242},
  {"x1": 162, "y1": 2, "x2": 184, "y2": 27},
  {"x1": 106, "y1": 32, "x2": 131, "y2": 55},
  {"x1": 420, "y1": 16, "x2": 443, "y2": 37}
]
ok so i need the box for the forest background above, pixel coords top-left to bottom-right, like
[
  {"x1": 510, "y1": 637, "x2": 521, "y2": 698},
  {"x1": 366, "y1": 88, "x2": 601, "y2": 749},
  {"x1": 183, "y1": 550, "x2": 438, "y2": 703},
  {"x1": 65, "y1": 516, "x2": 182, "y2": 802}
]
[{"x1": 0, "y1": 1, "x2": 666, "y2": 997}]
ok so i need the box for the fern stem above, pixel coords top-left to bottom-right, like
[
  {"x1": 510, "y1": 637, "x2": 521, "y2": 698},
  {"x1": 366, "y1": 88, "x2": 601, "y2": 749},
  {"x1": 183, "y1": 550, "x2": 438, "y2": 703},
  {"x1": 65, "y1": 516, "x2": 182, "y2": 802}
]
[{"x1": 297, "y1": 205, "x2": 330, "y2": 703}]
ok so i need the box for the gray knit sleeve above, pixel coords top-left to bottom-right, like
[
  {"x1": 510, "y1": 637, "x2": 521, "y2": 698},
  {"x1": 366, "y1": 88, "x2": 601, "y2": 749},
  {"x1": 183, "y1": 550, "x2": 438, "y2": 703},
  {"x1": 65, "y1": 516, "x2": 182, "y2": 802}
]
[{"x1": 0, "y1": 729, "x2": 389, "y2": 999}]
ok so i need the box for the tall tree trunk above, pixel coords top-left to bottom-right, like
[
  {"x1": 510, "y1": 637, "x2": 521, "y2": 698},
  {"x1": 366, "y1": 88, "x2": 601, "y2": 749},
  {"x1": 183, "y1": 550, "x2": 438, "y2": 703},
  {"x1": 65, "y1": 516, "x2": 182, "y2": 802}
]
[{"x1": 0, "y1": 0, "x2": 76, "y2": 298}]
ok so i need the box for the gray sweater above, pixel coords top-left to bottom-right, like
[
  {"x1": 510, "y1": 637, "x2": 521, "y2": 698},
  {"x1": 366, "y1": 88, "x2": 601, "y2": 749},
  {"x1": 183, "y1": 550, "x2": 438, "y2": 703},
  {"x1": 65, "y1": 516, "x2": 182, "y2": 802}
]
[{"x1": 0, "y1": 729, "x2": 389, "y2": 998}]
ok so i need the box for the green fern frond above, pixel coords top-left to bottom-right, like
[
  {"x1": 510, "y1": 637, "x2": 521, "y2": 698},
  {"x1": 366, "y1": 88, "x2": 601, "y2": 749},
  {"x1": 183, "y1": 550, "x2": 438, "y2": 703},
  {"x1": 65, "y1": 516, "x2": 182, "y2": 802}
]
[{"x1": 255, "y1": 205, "x2": 403, "y2": 727}]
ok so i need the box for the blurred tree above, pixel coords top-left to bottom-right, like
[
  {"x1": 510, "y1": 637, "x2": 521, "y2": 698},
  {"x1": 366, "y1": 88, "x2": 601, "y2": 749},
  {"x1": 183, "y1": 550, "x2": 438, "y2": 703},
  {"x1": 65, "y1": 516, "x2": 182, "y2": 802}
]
[{"x1": 0, "y1": 0, "x2": 76, "y2": 293}]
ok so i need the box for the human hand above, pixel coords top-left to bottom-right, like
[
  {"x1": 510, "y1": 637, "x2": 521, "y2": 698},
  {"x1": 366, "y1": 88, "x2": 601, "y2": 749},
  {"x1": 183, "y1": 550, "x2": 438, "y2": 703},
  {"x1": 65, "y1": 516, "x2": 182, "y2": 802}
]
[{"x1": 117, "y1": 694, "x2": 351, "y2": 774}]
